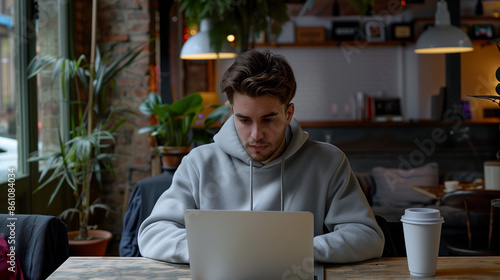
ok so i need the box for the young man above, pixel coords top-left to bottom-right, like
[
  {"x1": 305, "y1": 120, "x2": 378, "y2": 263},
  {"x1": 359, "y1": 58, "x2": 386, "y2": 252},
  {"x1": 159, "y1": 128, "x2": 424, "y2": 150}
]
[{"x1": 138, "y1": 49, "x2": 384, "y2": 263}]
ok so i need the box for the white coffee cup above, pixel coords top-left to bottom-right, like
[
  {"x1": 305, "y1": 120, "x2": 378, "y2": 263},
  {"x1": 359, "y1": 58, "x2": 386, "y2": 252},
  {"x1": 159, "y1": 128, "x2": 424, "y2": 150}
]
[
  {"x1": 444, "y1": 180, "x2": 459, "y2": 192},
  {"x1": 484, "y1": 161, "x2": 500, "y2": 190},
  {"x1": 401, "y1": 208, "x2": 444, "y2": 277}
]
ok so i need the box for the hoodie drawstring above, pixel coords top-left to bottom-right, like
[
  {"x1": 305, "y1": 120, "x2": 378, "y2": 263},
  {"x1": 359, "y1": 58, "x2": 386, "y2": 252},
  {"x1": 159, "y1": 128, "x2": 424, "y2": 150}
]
[
  {"x1": 249, "y1": 159, "x2": 286, "y2": 212},
  {"x1": 249, "y1": 160, "x2": 253, "y2": 211},
  {"x1": 281, "y1": 158, "x2": 285, "y2": 212}
]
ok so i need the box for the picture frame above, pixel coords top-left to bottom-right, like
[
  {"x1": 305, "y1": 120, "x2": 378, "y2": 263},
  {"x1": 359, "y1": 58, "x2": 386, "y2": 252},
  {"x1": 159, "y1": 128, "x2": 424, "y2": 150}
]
[
  {"x1": 331, "y1": 21, "x2": 360, "y2": 41},
  {"x1": 373, "y1": 98, "x2": 403, "y2": 122},
  {"x1": 365, "y1": 21, "x2": 385, "y2": 42},
  {"x1": 296, "y1": 27, "x2": 325, "y2": 43},
  {"x1": 472, "y1": 24, "x2": 494, "y2": 39},
  {"x1": 390, "y1": 23, "x2": 413, "y2": 41}
]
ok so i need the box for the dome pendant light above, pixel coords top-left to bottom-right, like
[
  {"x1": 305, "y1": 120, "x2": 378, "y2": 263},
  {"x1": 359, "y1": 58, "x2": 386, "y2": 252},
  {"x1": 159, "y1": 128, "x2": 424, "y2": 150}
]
[
  {"x1": 180, "y1": 19, "x2": 237, "y2": 60},
  {"x1": 415, "y1": 0, "x2": 473, "y2": 54}
]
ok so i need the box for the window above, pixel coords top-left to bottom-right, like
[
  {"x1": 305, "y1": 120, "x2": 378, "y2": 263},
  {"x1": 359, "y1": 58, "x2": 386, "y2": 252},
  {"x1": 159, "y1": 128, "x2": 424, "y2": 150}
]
[
  {"x1": 0, "y1": 0, "x2": 17, "y2": 181},
  {"x1": 0, "y1": 0, "x2": 70, "y2": 214}
]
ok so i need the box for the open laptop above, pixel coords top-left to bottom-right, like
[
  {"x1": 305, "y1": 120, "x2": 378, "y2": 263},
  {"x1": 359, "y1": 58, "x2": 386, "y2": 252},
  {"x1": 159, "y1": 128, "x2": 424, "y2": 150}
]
[{"x1": 184, "y1": 210, "x2": 315, "y2": 280}]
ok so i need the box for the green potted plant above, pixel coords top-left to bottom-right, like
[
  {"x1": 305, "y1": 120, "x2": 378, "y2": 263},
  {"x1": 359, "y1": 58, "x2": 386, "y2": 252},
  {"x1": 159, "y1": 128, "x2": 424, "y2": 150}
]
[
  {"x1": 348, "y1": 0, "x2": 375, "y2": 15},
  {"x1": 27, "y1": 43, "x2": 146, "y2": 256},
  {"x1": 138, "y1": 91, "x2": 230, "y2": 169}
]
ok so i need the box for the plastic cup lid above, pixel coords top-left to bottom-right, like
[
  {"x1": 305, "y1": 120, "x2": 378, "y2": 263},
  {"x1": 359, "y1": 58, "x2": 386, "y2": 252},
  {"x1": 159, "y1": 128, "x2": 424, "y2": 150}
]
[{"x1": 401, "y1": 208, "x2": 444, "y2": 225}]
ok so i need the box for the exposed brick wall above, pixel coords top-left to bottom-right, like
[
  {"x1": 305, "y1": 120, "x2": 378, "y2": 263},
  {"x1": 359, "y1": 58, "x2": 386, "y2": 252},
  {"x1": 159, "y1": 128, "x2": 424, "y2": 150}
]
[
  {"x1": 100, "y1": 0, "x2": 155, "y2": 256},
  {"x1": 74, "y1": 0, "x2": 92, "y2": 58},
  {"x1": 73, "y1": 0, "x2": 160, "y2": 255}
]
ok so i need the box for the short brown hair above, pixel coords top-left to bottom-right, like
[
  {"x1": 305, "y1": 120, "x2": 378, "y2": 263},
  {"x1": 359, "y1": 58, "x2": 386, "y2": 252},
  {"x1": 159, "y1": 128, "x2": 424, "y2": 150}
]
[{"x1": 220, "y1": 49, "x2": 296, "y2": 105}]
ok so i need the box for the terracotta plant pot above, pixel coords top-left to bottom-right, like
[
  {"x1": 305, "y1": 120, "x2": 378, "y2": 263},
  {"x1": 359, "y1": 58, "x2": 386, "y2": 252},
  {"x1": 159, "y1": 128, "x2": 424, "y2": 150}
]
[
  {"x1": 67, "y1": 229, "x2": 113, "y2": 256},
  {"x1": 158, "y1": 146, "x2": 191, "y2": 169}
]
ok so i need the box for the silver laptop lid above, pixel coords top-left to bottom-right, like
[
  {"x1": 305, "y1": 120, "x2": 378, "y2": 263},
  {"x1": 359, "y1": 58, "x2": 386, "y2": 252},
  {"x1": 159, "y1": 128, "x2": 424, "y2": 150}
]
[{"x1": 185, "y1": 210, "x2": 314, "y2": 280}]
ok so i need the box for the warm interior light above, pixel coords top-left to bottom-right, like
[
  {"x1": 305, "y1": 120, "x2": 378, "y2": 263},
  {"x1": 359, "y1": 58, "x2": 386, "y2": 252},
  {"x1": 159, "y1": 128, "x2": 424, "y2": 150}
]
[
  {"x1": 226, "y1": 34, "x2": 235, "y2": 43},
  {"x1": 414, "y1": 0, "x2": 473, "y2": 54},
  {"x1": 415, "y1": 47, "x2": 473, "y2": 54},
  {"x1": 180, "y1": 53, "x2": 238, "y2": 60},
  {"x1": 180, "y1": 19, "x2": 237, "y2": 60}
]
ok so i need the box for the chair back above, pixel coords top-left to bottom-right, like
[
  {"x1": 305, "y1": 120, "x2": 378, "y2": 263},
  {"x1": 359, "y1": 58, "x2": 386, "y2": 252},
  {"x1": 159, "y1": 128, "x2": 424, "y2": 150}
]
[
  {"x1": 440, "y1": 190, "x2": 500, "y2": 255},
  {"x1": 120, "y1": 171, "x2": 174, "y2": 257},
  {"x1": 441, "y1": 190, "x2": 500, "y2": 213},
  {"x1": 0, "y1": 214, "x2": 69, "y2": 280}
]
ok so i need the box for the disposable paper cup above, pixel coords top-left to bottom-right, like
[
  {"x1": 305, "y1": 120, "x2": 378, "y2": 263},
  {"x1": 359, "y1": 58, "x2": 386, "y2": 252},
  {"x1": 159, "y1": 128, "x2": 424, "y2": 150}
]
[
  {"x1": 444, "y1": 180, "x2": 459, "y2": 192},
  {"x1": 401, "y1": 208, "x2": 444, "y2": 277},
  {"x1": 484, "y1": 161, "x2": 500, "y2": 190}
]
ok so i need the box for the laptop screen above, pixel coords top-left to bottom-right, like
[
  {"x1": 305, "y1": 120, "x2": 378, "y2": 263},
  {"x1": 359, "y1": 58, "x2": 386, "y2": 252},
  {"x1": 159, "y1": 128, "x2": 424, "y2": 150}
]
[{"x1": 185, "y1": 210, "x2": 315, "y2": 280}]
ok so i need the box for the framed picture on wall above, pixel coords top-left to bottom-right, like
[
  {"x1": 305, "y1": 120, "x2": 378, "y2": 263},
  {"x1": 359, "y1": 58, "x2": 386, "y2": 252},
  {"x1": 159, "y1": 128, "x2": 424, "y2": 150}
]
[
  {"x1": 373, "y1": 98, "x2": 403, "y2": 122},
  {"x1": 390, "y1": 23, "x2": 413, "y2": 40},
  {"x1": 365, "y1": 21, "x2": 385, "y2": 42},
  {"x1": 472, "y1": 24, "x2": 494, "y2": 39}
]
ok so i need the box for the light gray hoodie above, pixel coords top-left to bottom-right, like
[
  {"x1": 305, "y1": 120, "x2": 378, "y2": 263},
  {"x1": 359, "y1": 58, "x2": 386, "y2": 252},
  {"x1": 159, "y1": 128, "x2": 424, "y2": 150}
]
[{"x1": 138, "y1": 115, "x2": 384, "y2": 263}]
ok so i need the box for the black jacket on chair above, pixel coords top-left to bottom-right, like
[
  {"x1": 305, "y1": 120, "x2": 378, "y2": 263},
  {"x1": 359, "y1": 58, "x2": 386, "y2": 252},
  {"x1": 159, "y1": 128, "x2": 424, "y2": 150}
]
[
  {"x1": 0, "y1": 214, "x2": 69, "y2": 280},
  {"x1": 119, "y1": 171, "x2": 174, "y2": 257}
]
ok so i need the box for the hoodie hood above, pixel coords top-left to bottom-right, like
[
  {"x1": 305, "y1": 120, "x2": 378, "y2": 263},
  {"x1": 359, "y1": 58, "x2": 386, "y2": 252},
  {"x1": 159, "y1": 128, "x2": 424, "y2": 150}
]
[
  {"x1": 214, "y1": 114, "x2": 310, "y2": 211},
  {"x1": 213, "y1": 114, "x2": 309, "y2": 168}
]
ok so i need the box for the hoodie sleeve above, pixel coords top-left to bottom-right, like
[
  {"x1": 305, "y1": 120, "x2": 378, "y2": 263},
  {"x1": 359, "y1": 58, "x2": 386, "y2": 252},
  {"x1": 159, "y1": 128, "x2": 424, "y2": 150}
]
[
  {"x1": 313, "y1": 155, "x2": 385, "y2": 263},
  {"x1": 137, "y1": 159, "x2": 198, "y2": 264}
]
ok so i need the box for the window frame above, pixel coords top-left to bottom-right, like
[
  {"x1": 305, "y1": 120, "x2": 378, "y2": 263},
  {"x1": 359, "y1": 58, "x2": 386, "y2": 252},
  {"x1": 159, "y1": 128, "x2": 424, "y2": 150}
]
[{"x1": 0, "y1": 0, "x2": 71, "y2": 215}]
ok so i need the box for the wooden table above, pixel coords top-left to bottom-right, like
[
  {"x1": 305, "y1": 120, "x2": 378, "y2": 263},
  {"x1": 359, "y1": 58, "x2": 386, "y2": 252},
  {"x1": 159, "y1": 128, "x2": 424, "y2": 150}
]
[
  {"x1": 325, "y1": 257, "x2": 500, "y2": 279},
  {"x1": 48, "y1": 256, "x2": 500, "y2": 279},
  {"x1": 412, "y1": 183, "x2": 487, "y2": 200}
]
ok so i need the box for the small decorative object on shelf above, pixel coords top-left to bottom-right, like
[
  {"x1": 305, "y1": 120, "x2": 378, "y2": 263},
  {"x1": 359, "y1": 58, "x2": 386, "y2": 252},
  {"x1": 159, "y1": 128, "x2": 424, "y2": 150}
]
[
  {"x1": 365, "y1": 21, "x2": 385, "y2": 42},
  {"x1": 296, "y1": 27, "x2": 325, "y2": 43},
  {"x1": 373, "y1": 97, "x2": 403, "y2": 122},
  {"x1": 332, "y1": 21, "x2": 360, "y2": 41},
  {"x1": 391, "y1": 23, "x2": 413, "y2": 40}
]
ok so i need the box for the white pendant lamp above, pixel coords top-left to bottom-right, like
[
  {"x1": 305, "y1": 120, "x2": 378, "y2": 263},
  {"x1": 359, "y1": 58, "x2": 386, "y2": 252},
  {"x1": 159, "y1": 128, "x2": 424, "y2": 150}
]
[
  {"x1": 180, "y1": 19, "x2": 237, "y2": 60},
  {"x1": 415, "y1": 0, "x2": 473, "y2": 54}
]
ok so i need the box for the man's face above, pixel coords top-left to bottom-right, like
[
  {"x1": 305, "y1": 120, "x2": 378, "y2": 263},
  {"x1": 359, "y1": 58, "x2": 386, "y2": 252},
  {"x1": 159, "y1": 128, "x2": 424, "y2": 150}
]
[{"x1": 232, "y1": 92, "x2": 294, "y2": 165}]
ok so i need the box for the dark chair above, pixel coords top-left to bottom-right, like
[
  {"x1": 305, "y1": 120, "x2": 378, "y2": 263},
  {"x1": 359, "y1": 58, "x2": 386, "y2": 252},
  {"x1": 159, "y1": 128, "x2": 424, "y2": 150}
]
[
  {"x1": 375, "y1": 215, "x2": 406, "y2": 257},
  {"x1": 440, "y1": 190, "x2": 500, "y2": 256},
  {"x1": 0, "y1": 214, "x2": 69, "y2": 280},
  {"x1": 119, "y1": 171, "x2": 174, "y2": 257}
]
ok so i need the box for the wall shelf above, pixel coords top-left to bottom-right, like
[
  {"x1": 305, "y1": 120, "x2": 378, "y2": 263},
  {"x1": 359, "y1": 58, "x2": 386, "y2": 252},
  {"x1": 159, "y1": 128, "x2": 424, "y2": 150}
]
[
  {"x1": 255, "y1": 40, "x2": 494, "y2": 49},
  {"x1": 255, "y1": 40, "x2": 410, "y2": 48},
  {"x1": 299, "y1": 119, "x2": 500, "y2": 128}
]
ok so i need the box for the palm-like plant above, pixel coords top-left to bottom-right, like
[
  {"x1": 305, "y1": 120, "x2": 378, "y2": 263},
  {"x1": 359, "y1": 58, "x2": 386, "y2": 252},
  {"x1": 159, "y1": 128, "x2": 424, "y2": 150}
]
[{"x1": 27, "y1": 43, "x2": 146, "y2": 240}]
